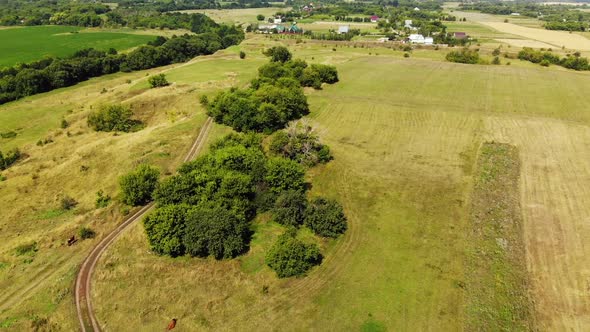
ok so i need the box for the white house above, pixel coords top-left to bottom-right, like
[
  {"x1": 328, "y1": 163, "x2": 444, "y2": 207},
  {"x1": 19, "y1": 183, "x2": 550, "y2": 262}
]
[
  {"x1": 414, "y1": 7, "x2": 420, "y2": 11},
  {"x1": 404, "y1": 19, "x2": 413, "y2": 28},
  {"x1": 510, "y1": 12, "x2": 521, "y2": 16},
  {"x1": 273, "y1": 17, "x2": 282, "y2": 24},
  {"x1": 338, "y1": 25, "x2": 349, "y2": 34},
  {"x1": 424, "y1": 37, "x2": 434, "y2": 45},
  {"x1": 408, "y1": 34, "x2": 425, "y2": 44}
]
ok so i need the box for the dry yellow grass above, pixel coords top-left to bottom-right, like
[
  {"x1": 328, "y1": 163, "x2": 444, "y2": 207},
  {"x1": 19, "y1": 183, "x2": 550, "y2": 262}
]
[
  {"x1": 485, "y1": 117, "x2": 590, "y2": 331},
  {"x1": 0, "y1": 46, "x2": 260, "y2": 330}
]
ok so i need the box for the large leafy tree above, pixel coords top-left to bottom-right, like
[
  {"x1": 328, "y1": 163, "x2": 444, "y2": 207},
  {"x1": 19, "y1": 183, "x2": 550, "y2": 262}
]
[
  {"x1": 305, "y1": 198, "x2": 348, "y2": 238},
  {"x1": 183, "y1": 204, "x2": 250, "y2": 259},
  {"x1": 144, "y1": 204, "x2": 189, "y2": 256},
  {"x1": 119, "y1": 164, "x2": 160, "y2": 206},
  {"x1": 266, "y1": 230, "x2": 322, "y2": 278},
  {"x1": 265, "y1": 157, "x2": 306, "y2": 193},
  {"x1": 272, "y1": 190, "x2": 308, "y2": 227}
]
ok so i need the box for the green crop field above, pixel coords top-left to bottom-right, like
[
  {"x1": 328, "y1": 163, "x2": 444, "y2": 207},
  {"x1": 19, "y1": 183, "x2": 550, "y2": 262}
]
[
  {"x1": 1, "y1": 34, "x2": 590, "y2": 331},
  {"x1": 0, "y1": 26, "x2": 156, "y2": 68}
]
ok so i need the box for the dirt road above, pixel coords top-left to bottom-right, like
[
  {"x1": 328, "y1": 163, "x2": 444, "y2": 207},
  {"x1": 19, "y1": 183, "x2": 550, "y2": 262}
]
[{"x1": 74, "y1": 117, "x2": 213, "y2": 332}]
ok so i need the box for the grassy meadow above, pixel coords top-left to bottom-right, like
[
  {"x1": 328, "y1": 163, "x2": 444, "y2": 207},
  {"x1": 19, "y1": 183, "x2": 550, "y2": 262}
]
[
  {"x1": 2, "y1": 31, "x2": 590, "y2": 331},
  {"x1": 0, "y1": 26, "x2": 156, "y2": 67},
  {"x1": 89, "y1": 37, "x2": 590, "y2": 331}
]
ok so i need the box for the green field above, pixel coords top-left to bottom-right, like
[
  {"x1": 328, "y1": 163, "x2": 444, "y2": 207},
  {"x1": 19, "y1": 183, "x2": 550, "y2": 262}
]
[
  {"x1": 0, "y1": 26, "x2": 156, "y2": 67},
  {"x1": 2, "y1": 35, "x2": 590, "y2": 331}
]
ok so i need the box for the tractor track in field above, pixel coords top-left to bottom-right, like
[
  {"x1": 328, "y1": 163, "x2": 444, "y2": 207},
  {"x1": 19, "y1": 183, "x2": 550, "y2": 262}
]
[{"x1": 75, "y1": 117, "x2": 213, "y2": 332}]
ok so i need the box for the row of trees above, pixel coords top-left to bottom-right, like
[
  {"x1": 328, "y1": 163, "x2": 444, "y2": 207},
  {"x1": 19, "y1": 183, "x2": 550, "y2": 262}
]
[
  {"x1": 0, "y1": 23, "x2": 244, "y2": 105},
  {"x1": 124, "y1": 47, "x2": 346, "y2": 277},
  {"x1": 518, "y1": 48, "x2": 590, "y2": 70},
  {"x1": 0, "y1": 1, "x2": 272, "y2": 28},
  {"x1": 206, "y1": 47, "x2": 338, "y2": 133}
]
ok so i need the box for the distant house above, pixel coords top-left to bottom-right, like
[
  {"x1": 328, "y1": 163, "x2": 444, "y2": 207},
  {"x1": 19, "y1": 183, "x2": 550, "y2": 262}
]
[
  {"x1": 273, "y1": 16, "x2": 282, "y2": 24},
  {"x1": 338, "y1": 25, "x2": 350, "y2": 34},
  {"x1": 424, "y1": 37, "x2": 434, "y2": 45},
  {"x1": 409, "y1": 34, "x2": 425, "y2": 44},
  {"x1": 510, "y1": 12, "x2": 521, "y2": 16},
  {"x1": 370, "y1": 15, "x2": 380, "y2": 23},
  {"x1": 404, "y1": 19, "x2": 413, "y2": 28},
  {"x1": 453, "y1": 32, "x2": 467, "y2": 39},
  {"x1": 377, "y1": 37, "x2": 389, "y2": 43},
  {"x1": 286, "y1": 23, "x2": 303, "y2": 34},
  {"x1": 414, "y1": 7, "x2": 420, "y2": 11}
]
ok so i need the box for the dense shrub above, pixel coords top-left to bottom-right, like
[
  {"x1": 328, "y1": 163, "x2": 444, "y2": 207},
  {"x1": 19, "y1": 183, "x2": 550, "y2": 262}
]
[
  {"x1": 87, "y1": 104, "x2": 141, "y2": 132},
  {"x1": 144, "y1": 204, "x2": 189, "y2": 256},
  {"x1": 265, "y1": 157, "x2": 306, "y2": 193},
  {"x1": 446, "y1": 48, "x2": 480, "y2": 64},
  {"x1": 79, "y1": 227, "x2": 96, "y2": 239},
  {"x1": 239, "y1": 51, "x2": 246, "y2": 59},
  {"x1": 148, "y1": 74, "x2": 169, "y2": 88},
  {"x1": 0, "y1": 149, "x2": 21, "y2": 170},
  {"x1": 269, "y1": 122, "x2": 332, "y2": 167},
  {"x1": 183, "y1": 204, "x2": 250, "y2": 259},
  {"x1": 305, "y1": 198, "x2": 348, "y2": 238},
  {"x1": 272, "y1": 190, "x2": 308, "y2": 227},
  {"x1": 266, "y1": 230, "x2": 322, "y2": 278},
  {"x1": 119, "y1": 164, "x2": 160, "y2": 206}
]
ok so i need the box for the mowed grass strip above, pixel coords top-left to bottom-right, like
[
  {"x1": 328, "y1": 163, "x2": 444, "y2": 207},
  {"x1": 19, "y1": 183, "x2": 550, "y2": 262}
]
[
  {"x1": 467, "y1": 142, "x2": 534, "y2": 331},
  {"x1": 0, "y1": 26, "x2": 155, "y2": 67}
]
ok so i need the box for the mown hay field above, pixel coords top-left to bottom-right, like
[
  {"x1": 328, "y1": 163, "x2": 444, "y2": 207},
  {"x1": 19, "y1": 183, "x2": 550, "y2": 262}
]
[
  {"x1": 0, "y1": 26, "x2": 157, "y2": 67},
  {"x1": 176, "y1": 7, "x2": 287, "y2": 24},
  {"x1": 89, "y1": 37, "x2": 590, "y2": 331}
]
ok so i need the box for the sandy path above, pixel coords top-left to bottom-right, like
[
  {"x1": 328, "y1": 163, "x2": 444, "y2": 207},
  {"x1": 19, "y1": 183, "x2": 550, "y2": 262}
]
[{"x1": 486, "y1": 116, "x2": 590, "y2": 331}]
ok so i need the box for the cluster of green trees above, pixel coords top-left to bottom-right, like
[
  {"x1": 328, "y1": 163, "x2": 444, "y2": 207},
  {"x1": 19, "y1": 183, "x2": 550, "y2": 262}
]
[
  {"x1": 446, "y1": 48, "x2": 480, "y2": 64},
  {"x1": 460, "y1": 2, "x2": 590, "y2": 32},
  {"x1": 0, "y1": 0, "x2": 272, "y2": 27},
  {"x1": 87, "y1": 104, "x2": 143, "y2": 132},
  {"x1": 518, "y1": 48, "x2": 589, "y2": 70},
  {"x1": 269, "y1": 122, "x2": 332, "y2": 167},
  {"x1": 206, "y1": 47, "x2": 339, "y2": 133},
  {"x1": 148, "y1": 74, "x2": 170, "y2": 88},
  {"x1": 0, "y1": 23, "x2": 244, "y2": 104},
  {"x1": 123, "y1": 48, "x2": 346, "y2": 277},
  {"x1": 0, "y1": 149, "x2": 20, "y2": 170}
]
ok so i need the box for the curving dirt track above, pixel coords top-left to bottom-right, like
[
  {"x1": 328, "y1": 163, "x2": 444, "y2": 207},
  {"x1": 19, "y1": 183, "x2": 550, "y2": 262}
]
[{"x1": 74, "y1": 117, "x2": 213, "y2": 332}]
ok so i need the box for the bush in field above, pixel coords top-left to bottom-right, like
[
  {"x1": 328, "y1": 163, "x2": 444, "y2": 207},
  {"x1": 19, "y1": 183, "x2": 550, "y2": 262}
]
[
  {"x1": 61, "y1": 195, "x2": 78, "y2": 210},
  {"x1": 148, "y1": 73, "x2": 169, "y2": 88},
  {"x1": 272, "y1": 190, "x2": 307, "y2": 227},
  {"x1": 119, "y1": 164, "x2": 160, "y2": 206},
  {"x1": 269, "y1": 122, "x2": 332, "y2": 167},
  {"x1": 0, "y1": 149, "x2": 21, "y2": 170},
  {"x1": 79, "y1": 227, "x2": 96, "y2": 239},
  {"x1": 183, "y1": 203, "x2": 250, "y2": 259},
  {"x1": 446, "y1": 48, "x2": 480, "y2": 64},
  {"x1": 87, "y1": 104, "x2": 141, "y2": 132},
  {"x1": 95, "y1": 190, "x2": 111, "y2": 208},
  {"x1": 239, "y1": 51, "x2": 246, "y2": 59},
  {"x1": 266, "y1": 230, "x2": 322, "y2": 278},
  {"x1": 305, "y1": 197, "x2": 347, "y2": 238},
  {"x1": 263, "y1": 46, "x2": 292, "y2": 63},
  {"x1": 257, "y1": 14, "x2": 265, "y2": 21}
]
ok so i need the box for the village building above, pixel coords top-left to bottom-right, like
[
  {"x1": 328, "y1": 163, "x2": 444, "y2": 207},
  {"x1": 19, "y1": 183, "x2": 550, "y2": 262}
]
[
  {"x1": 338, "y1": 25, "x2": 350, "y2": 34},
  {"x1": 370, "y1": 15, "x2": 380, "y2": 23},
  {"x1": 453, "y1": 32, "x2": 467, "y2": 39},
  {"x1": 408, "y1": 34, "x2": 425, "y2": 44}
]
